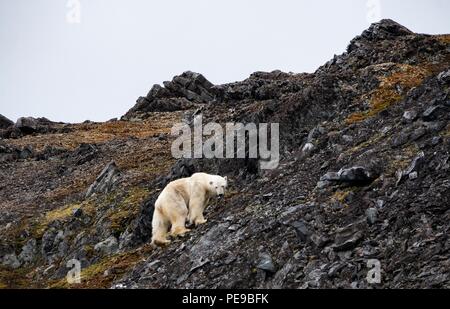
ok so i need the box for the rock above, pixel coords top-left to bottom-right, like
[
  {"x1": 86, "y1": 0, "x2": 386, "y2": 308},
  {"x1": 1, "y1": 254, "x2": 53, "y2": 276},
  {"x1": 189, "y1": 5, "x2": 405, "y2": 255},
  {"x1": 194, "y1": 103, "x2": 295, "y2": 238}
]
[
  {"x1": 316, "y1": 180, "x2": 332, "y2": 189},
  {"x1": 14, "y1": 117, "x2": 55, "y2": 135},
  {"x1": 422, "y1": 106, "x2": 442, "y2": 121},
  {"x1": 333, "y1": 223, "x2": 364, "y2": 251},
  {"x1": 338, "y1": 167, "x2": 373, "y2": 183},
  {"x1": 430, "y1": 136, "x2": 442, "y2": 146},
  {"x1": 256, "y1": 253, "x2": 276, "y2": 273},
  {"x1": 2, "y1": 253, "x2": 22, "y2": 269},
  {"x1": 18, "y1": 239, "x2": 37, "y2": 264},
  {"x1": 302, "y1": 143, "x2": 315, "y2": 154},
  {"x1": 94, "y1": 236, "x2": 119, "y2": 256},
  {"x1": 310, "y1": 234, "x2": 331, "y2": 248},
  {"x1": 15, "y1": 117, "x2": 38, "y2": 133},
  {"x1": 403, "y1": 110, "x2": 418, "y2": 122},
  {"x1": 291, "y1": 220, "x2": 311, "y2": 242},
  {"x1": 0, "y1": 114, "x2": 14, "y2": 129},
  {"x1": 321, "y1": 166, "x2": 374, "y2": 186},
  {"x1": 348, "y1": 19, "x2": 412, "y2": 52},
  {"x1": 123, "y1": 71, "x2": 215, "y2": 119},
  {"x1": 366, "y1": 208, "x2": 378, "y2": 225},
  {"x1": 307, "y1": 126, "x2": 326, "y2": 141},
  {"x1": 19, "y1": 146, "x2": 34, "y2": 160},
  {"x1": 404, "y1": 152, "x2": 425, "y2": 176},
  {"x1": 86, "y1": 161, "x2": 120, "y2": 198},
  {"x1": 408, "y1": 172, "x2": 418, "y2": 180},
  {"x1": 2, "y1": 253, "x2": 21, "y2": 269},
  {"x1": 41, "y1": 229, "x2": 65, "y2": 263},
  {"x1": 437, "y1": 69, "x2": 450, "y2": 84},
  {"x1": 72, "y1": 208, "x2": 83, "y2": 218},
  {"x1": 342, "y1": 135, "x2": 354, "y2": 143}
]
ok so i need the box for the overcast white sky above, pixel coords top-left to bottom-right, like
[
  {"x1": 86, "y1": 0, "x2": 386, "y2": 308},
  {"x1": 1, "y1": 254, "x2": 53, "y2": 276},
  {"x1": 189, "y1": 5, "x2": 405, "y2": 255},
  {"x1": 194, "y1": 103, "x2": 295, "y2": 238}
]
[{"x1": 1, "y1": 0, "x2": 449, "y2": 123}]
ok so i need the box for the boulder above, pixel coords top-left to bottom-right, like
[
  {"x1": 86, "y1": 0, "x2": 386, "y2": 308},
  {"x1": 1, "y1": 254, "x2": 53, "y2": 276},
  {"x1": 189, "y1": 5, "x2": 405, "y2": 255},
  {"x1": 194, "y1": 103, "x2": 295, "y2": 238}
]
[
  {"x1": 0, "y1": 114, "x2": 14, "y2": 129},
  {"x1": 18, "y1": 239, "x2": 37, "y2": 264},
  {"x1": 320, "y1": 166, "x2": 374, "y2": 186},
  {"x1": 15, "y1": 117, "x2": 39, "y2": 133},
  {"x1": 1, "y1": 253, "x2": 21, "y2": 269},
  {"x1": 94, "y1": 236, "x2": 119, "y2": 256}
]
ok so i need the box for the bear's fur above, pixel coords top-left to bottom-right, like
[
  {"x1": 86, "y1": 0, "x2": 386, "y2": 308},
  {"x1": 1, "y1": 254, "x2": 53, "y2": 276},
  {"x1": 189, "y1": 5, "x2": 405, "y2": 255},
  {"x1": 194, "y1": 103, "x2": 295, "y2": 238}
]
[{"x1": 151, "y1": 173, "x2": 228, "y2": 246}]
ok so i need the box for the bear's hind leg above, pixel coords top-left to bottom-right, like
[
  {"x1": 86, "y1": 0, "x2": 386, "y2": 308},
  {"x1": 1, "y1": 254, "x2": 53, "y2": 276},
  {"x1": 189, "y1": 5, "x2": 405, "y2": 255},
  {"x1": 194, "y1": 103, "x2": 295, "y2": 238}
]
[
  {"x1": 169, "y1": 202, "x2": 191, "y2": 237},
  {"x1": 151, "y1": 207, "x2": 171, "y2": 246}
]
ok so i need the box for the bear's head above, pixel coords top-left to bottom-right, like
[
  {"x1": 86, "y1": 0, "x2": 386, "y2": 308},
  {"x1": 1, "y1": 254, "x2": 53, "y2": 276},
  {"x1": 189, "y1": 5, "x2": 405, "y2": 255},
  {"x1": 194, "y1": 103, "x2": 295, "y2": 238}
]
[{"x1": 209, "y1": 175, "x2": 228, "y2": 199}]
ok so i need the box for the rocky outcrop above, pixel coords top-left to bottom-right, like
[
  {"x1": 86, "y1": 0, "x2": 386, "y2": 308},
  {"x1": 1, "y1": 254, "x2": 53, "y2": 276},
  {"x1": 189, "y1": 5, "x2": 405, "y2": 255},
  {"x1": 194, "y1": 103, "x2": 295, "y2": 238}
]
[
  {"x1": 86, "y1": 161, "x2": 121, "y2": 198},
  {"x1": 0, "y1": 114, "x2": 14, "y2": 129},
  {"x1": 123, "y1": 71, "x2": 216, "y2": 120}
]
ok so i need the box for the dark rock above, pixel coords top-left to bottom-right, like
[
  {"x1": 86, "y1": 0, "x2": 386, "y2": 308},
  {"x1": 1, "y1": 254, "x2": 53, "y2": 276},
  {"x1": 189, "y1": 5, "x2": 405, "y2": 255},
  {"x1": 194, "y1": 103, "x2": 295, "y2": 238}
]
[
  {"x1": 291, "y1": 220, "x2": 311, "y2": 242},
  {"x1": 366, "y1": 208, "x2": 378, "y2": 225},
  {"x1": 404, "y1": 152, "x2": 425, "y2": 176},
  {"x1": 321, "y1": 166, "x2": 374, "y2": 186},
  {"x1": 86, "y1": 161, "x2": 120, "y2": 198},
  {"x1": 18, "y1": 239, "x2": 37, "y2": 264},
  {"x1": 333, "y1": 223, "x2": 364, "y2": 251},
  {"x1": 1, "y1": 253, "x2": 21, "y2": 269},
  {"x1": 72, "y1": 208, "x2": 83, "y2": 218},
  {"x1": 19, "y1": 146, "x2": 34, "y2": 160},
  {"x1": 123, "y1": 71, "x2": 215, "y2": 119},
  {"x1": 256, "y1": 253, "x2": 276, "y2": 273},
  {"x1": 0, "y1": 114, "x2": 14, "y2": 129},
  {"x1": 437, "y1": 69, "x2": 450, "y2": 84},
  {"x1": 94, "y1": 236, "x2": 119, "y2": 256},
  {"x1": 15, "y1": 117, "x2": 39, "y2": 133},
  {"x1": 348, "y1": 19, "x2": 413, "y2": 52},
  {"x1": 403, "y1": 110, "x2": 418, "y2": 122},
  {"x1": 422, "y1": 106, "x2": 442, "y2": 121}
]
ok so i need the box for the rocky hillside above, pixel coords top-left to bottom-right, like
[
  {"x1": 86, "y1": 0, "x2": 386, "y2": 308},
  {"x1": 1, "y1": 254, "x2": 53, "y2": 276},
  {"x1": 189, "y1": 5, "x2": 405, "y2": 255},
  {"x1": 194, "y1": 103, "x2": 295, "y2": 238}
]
[{"x1": 0, "y1": 19, "x2": 449, "y2": 289}]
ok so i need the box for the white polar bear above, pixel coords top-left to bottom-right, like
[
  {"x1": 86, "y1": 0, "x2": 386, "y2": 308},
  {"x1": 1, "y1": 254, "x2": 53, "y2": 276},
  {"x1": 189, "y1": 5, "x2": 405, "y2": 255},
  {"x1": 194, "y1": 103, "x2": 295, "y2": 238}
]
[{"x1": 151, "y1": 173, "x2": 228, "y2": 246}]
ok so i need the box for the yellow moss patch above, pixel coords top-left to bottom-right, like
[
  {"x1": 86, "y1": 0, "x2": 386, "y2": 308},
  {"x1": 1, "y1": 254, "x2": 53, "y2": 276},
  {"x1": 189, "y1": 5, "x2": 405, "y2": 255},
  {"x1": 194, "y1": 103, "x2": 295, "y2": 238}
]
[
  {"x1": 33, "y1": 200, "x2": 96, "y2": 239},
  {"x1": 385, "y1": 144, "x2": 419, "y2": 176},
  {"x1": 346, "y1": 64, "x2": 432, "y2": 124},
  {"x1": 44, "y1": 204, "x2": 79, "y2": 223},
  {"x1": 6, "y1": 112, "x2": 184, "y2": 152},
  {"x1": 343, "y1": 132, "x2": 384, "y2": 157},
  {"x1": 50, "y1": 249, "x2": 148, "y2": 289},
  {"x1": 332, "y1": 190, "x2": 350, "y2": 203},
  {"x1": 440, "y1": 124, "x2": 450, "y2": 138},
  {"x1": 434, "y1": 34, "x2": 450, "y2": 44},
  {"x1": 0, "y1": 267, "x2": 33, "y2": 289}
]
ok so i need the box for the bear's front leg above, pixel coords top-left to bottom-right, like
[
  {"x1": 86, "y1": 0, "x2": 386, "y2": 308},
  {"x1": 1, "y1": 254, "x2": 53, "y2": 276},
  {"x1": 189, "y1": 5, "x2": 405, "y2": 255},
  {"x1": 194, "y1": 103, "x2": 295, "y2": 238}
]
[
  {"x1": 188, "y1": 194, "x2": 207, "y2": 227},
  {"x1": 194, "y1": 216, "x2": 207, "y2": 226}
]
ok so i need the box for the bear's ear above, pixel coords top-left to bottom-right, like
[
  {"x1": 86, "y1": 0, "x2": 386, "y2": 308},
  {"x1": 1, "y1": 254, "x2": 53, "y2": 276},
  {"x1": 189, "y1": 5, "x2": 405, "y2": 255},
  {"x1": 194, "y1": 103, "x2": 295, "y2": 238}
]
[{"x1": 224, "y1": 176, "x2": 228, "y2": 183}]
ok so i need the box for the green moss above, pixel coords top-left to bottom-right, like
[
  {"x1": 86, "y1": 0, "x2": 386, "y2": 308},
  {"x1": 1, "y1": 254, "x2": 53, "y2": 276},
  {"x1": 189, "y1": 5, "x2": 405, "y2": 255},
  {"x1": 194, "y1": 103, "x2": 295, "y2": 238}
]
[{"x1": 107, "y1": 187, "x2": 149, "y2": 235}]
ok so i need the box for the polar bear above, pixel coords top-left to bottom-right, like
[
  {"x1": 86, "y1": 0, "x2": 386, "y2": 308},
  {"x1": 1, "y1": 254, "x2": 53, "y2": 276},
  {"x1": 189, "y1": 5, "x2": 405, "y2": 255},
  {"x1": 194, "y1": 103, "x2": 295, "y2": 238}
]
[{"x1": 151, "y1": 173, "x2": 228, "y2": 246}]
